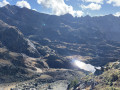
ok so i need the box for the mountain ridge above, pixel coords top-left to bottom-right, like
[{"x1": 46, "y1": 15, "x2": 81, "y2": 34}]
[{"x1": 1, "y1": 5, "x2": 120, "y2": 89}]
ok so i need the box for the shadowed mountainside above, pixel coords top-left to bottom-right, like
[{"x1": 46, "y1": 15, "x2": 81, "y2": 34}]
[{"x1": 1, "y1": 5, "x2": 120, "y2": 86}]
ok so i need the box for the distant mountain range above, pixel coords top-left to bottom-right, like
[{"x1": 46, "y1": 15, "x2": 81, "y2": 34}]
[{"x1": 1, "y1": 5, "x2": 120, "y2": 84}]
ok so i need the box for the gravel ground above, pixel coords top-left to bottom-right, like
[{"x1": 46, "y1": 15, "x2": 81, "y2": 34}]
[{"x1": 0, "y1": 69, "x2": 88, "y2": 90}]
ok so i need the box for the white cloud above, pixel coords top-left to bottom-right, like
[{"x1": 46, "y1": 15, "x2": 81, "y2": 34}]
[
  {"x1": 81, "y1": 3, "x2": 101, "y2": 10},
  {"x1": 16, "y1": 0, "x2": 31, "y2": 9},
  {"x1": 37, "y1": 0, "x2": 84, "y2": 17},
  {"x1": 82, "y1": 0, "x2": 103, "y2": 4},
  {"x1": 107, "y1": 0, "x2": 120, "y2": 7},
  {"x1": 75, "y1": 11, "x2": 84, "y2": 17},
  {"x1": 32, "y1": 9, "x2": 37, "y2": 11},
  {"x1": 0, "y1": 0, "x2": 9, "y2": 7},
  {"x1": 114, "y1": 12, "x2": 120, "y2": 17}
]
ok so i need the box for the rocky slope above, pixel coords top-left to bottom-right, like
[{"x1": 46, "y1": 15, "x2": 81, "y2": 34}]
[
  {"x1": 0, "y1": 5, "x2": 120, "y2": 89},
  {"x1": 75, "y1": 61, "x2": 120, "y2": 90},
  {"x1": 0, "y1": 20, "x2": 40, "y2": 57}
]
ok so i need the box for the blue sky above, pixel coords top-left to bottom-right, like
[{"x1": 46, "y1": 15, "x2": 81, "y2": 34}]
[{"x1": 0, "y1": 0, "x2": 120, "y2": 17}]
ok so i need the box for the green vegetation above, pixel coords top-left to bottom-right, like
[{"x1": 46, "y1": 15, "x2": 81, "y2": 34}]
[
  {"x1": 94, "y1": 62, "x2": 120, "y2": 90},
  {"x1": 80, "y1": 61, "x2": 120, "y2": 90},
  {"x1": 105, "y1": 87, "x2": 119, "y2": 90},
  {"x1": 68, "y1": 78, "x2": 79, "y2": 90}
]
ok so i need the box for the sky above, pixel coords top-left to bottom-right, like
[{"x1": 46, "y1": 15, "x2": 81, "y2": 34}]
[{"x1": 0, "y1": 0, "x2": 120, "y2": 17}]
